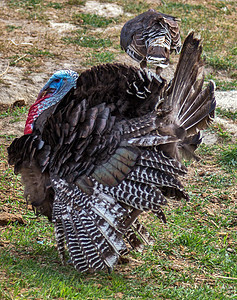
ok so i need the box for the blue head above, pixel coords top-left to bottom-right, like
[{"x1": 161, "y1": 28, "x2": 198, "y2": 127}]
[
  {"x1": 24, "y1": 69, "x2": 79, "y2": 134},
  {"x1": 37, "y1": 69, "x2": 78, "y2": 103}
]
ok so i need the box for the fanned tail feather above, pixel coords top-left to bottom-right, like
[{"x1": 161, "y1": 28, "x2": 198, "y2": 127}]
[
  {"x1": 164, "y1": 32, "x2": 216, "y2": 132},
  {"x1": 179, "y1": 80, "x2": 216, "y2": 134},
  {"x1": 159, "y1": 32, "x2": 216, "y2": 159}
]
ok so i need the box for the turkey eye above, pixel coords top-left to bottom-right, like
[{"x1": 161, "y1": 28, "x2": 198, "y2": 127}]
[{"x1": 55, "y1": 79, "x2": 60, "y2": 83}]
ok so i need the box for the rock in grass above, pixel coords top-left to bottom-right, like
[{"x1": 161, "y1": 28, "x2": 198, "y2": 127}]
[{"x1": 0, "y1": 212, "x2": 26, "y2": 226}]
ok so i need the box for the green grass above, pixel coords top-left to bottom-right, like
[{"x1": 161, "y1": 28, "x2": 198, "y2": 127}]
[
  {"x1": 8, "y1": 49, "x2": 56, "y2": 68},
  {"x1": 67, "y1": 0, "x2": 85, "y2": 5},
  {"x1": 26, "y1": 48, "x2": 55, "y2": 58},
  {"x1": 82, "y1": 51, "x2": 115, "y2": 66},
  {"x1": 8, "y1": 0, "x2": 43, "y2": 8},
  {"x1": 208, "y1": 123, "x2": 233, "y2": 142},
  {"x1": 198, "y1": 173, "x2": 233, "y2": 188},
  {"x1": 216, "y1": 80, "x2": 237, "y2": 91},
  {"x1": 8, "y1": 55, "x2": 33, "y2": 66},
  {"x1": 0, "y1": 106, "x2": 28, "y2": 120},
  {"x1": 216, "y1": 108, "x2": 237, "y2": 121},
  {"x1": 6, "y1": 0, "x2": 64, "y2": 20},
  {"x1": 47, "y1": 2, "x2": 63, "y2": 9},
  {"x1": 157, "y1": 0, "x2": 237, "y2": 73},
  {"x1": 206, "y1": 77, "x2": 237, "y2": 91},
  {"x1": 63, "y1": 31, "x2": 112, "y2": 49},
  {"x1": 198, "y1": 143, "x2": 237, "y2": 172},
  {"x1": 0, "y1": 106, "x2": 28, "y2": 125},
  {"x1": 5, "y1": 25, "x2": 22, "y2": 32},
  {"x1": 217, "y1": 144, "x2": 237, "y2": 170},
  {"x1": 120, "y1": 0, "x2": 149, "y2": 13},
  {"x1": 205, "y1": 55, "x2": 237, "y2": 71},
  {"x1": 73, "y1": 13, "x2": 117, "y2": 28},
  {"x1": 0, "y1": 203, "x2": 236, "y2": 299}
]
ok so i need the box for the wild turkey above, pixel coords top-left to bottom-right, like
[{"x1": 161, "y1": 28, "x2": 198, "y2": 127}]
[
  {"x1": 120, "y1": 9, "x2": 182, "y2": 74},
  {"x1": 8, "y1": 32, "x2": 215, "y2": 273}
]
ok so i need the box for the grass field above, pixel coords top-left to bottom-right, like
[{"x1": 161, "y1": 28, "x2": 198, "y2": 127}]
[{"x1": 0, "y1": 0, "x2": 236, "y2": 299}]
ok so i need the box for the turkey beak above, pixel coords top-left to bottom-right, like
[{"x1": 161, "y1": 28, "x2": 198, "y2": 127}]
[
  {"x1": 37, "y1": 88, "x2": 56, "y2": 100},
  {"x1": 41, "y1": 90, "x2": 48, "y2": 98}
]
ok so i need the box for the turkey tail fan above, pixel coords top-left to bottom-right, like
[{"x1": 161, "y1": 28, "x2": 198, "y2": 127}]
[
  {"x1": 51, "y1": 176, "x2": 128, "y2": 272},
  {"x1": 179, "y1": 80, "x2": 215, "y2": 135},
  {"x1": 161, "y1": 31, "x2": 216, "y2": 158},
  {"x1": 163, "y1": 31, "x2": 203, "y2": 112},
  {"x1": 163, "y1": 31, "x2": 216, "y2": 133}
]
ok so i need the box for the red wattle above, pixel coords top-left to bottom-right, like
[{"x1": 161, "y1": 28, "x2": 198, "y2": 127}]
[
  {"x1": 24, "y1": 123, "x2": 32, "y2": 135},
  {"x1": 24, "y1": 94, "x2": 52, "y2": 135}
]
